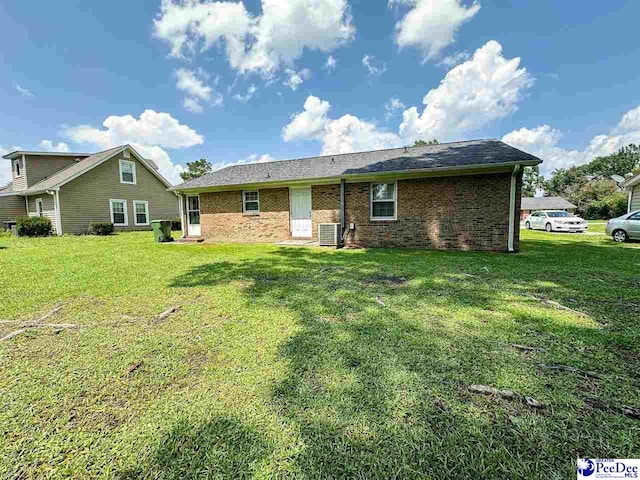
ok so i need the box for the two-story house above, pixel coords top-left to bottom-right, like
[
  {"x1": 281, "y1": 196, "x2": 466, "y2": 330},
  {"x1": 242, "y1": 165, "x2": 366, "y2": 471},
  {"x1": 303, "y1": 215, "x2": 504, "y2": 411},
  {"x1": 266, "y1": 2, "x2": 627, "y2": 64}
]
[{"x1": 1, "y1": 145, "x2": 178, "y2": 234}]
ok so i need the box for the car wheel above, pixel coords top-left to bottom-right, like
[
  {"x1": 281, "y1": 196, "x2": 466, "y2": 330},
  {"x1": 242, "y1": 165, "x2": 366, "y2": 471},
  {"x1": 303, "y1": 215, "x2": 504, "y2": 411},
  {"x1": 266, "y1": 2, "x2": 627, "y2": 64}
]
[
  {"x1": 525, "y1": 221, "x2": 531, "y2": 230},
  {"x1": 612, "y1": 229, "x2": 628, "y2": 243},
  {"x1": 545, "y1": 223, "x2": 553, "y2": 233}
]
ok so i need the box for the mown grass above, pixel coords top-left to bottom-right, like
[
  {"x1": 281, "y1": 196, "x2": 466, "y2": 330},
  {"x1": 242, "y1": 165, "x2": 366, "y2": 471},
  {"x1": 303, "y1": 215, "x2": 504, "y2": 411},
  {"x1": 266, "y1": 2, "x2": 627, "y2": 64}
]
[{"x1": 0, "y1": 230, "x2": 639, "y2": 479}]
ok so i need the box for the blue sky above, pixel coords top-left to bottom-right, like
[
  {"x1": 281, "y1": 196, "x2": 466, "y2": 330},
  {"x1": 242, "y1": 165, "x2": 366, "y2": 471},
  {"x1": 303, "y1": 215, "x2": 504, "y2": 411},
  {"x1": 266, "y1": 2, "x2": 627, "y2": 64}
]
[{"x1": 1, "y1": 0, "x2": 639, "y2": 185}]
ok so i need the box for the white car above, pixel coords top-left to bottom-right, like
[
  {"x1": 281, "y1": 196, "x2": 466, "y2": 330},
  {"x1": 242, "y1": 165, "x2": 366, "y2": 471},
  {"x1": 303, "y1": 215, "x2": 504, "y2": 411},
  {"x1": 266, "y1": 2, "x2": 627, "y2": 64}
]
[{"x1": 524, "y1": 210, "x2": 588, "y2": 233}]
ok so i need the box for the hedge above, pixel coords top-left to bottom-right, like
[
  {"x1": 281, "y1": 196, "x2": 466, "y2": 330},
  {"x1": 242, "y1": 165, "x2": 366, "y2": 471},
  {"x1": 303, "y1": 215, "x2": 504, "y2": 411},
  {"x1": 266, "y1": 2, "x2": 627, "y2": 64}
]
[
  {"x1": 16, "y1": 216, "x2": 52, "y2": 237},
  {"x1": 87, "y1": 222, "x2": 114, "y2": 236}
]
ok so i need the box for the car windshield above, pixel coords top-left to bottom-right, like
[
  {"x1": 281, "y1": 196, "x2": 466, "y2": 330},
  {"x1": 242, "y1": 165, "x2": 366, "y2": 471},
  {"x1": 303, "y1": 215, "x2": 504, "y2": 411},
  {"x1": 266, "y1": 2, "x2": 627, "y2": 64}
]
[{"x1": 547, "y1": 211, "x2": 570, "y2": 218}]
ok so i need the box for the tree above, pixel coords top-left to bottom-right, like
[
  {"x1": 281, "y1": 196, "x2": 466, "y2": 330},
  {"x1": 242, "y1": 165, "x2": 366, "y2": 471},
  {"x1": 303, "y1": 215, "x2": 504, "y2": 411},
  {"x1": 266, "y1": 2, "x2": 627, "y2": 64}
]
[
  {"x1": 413, "y1": 139, "x2": 439, "y2": 147},
  {"x1": 579, "y1": 144, "x2": 640, "y2": 178},
  {"x1": 180, "y1": 158, "x2": 213, "y2": 181},
  {"x1": 522, "y1": 165, "x2": 544, "y2": 197}
]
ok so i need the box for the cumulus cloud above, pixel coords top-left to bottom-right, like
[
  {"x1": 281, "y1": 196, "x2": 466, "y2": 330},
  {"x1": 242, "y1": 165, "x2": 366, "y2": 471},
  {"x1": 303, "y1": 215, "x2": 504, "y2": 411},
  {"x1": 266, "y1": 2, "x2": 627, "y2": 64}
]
[
  {"x1": 62, "y1": 110, "x2": 203, "y2": 184},
  {"x1": 284, "y1": 68, "x2": 311, "y2": 90},
  {"x1": 399, "y1": 40, "x2": 533, "y2": 142},
  {"x1": 385, "y1": 97, "x2": 406, "y2": 119},
  {"x1": 390, "y1": 0, "x2": 480, "y2": 61},
  {"x1": 283, "y1": 95, "x2": 401, "y2": 155},
  {"x1": 209, "y1": 152, "x2": 276, "y2": 171},
  {"x1": 154, "y1": 0, "x2": 355, "y2": 76},
  {"x1": 362, "y1": 54, "x2": 386, "y2": 76},
  {"x1": 503, "y1": 105, "x2": 640, "y2": 175},
  {"x1": 38, "y1": 140, "x2": 71, "y2": 152},
  {"x1": 0, "y1": 145, "x2": 21, "y2": 187},
  {"x1": 438, "y1": 50, "x2": 470, "y2": 68}
]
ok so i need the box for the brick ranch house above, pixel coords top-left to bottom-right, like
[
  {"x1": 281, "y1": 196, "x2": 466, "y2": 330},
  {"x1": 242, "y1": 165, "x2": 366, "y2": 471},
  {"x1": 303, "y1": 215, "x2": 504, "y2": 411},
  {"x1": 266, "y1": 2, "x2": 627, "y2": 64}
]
[{"x1": 172, "y1": 140, "x2": 542, "y2": 252}]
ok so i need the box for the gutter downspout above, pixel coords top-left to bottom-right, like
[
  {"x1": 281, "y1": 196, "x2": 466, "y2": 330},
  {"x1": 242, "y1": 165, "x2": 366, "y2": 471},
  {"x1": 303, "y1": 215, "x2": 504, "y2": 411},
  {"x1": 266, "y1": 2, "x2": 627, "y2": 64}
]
[
  {"x1": 46, "y1": 189, "x2": 63, "y2": 235},
  {"x1": 628, "y1": 188, "x2": 633, "y2": 214},
  {"x1": 508, "y1": 165, "x2": 521, "y2": 253}
]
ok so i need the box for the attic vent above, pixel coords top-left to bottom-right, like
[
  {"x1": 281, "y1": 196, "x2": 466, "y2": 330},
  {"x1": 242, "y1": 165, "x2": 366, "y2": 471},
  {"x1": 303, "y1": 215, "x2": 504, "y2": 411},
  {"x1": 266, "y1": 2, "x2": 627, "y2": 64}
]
[
  {"x1": 318, "y1": 223, "x2": 341, "y2": 246},
  {"x1": 123, "y1": 149, "x2": 130, "y2": 159},
  {"x1": 331, "y1": 157, "x2": 335, "y2": 164}
]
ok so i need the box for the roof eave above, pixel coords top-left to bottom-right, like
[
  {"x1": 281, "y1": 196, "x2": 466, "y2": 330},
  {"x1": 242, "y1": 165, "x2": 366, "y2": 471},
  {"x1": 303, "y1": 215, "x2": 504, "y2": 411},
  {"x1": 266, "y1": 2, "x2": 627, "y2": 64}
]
[
  {"x1": 622, "y1": 173, "x2": 640, "y2": 188},
  {"x1": 2, "y1": 151, "x2": 91, "y2": 160},
  {"x1": 172, "y1": 158, "x2": 541, "y2": 193}
]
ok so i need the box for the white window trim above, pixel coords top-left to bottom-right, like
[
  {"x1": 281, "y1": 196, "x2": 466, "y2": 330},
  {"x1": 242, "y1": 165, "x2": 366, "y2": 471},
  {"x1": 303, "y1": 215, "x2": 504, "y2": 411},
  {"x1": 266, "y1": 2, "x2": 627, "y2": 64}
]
[
  {"x1": 133, "y1": 200, "x2": 150, "y2": 226},
  {"x1": 243, "y1": 190, "x2": 260, "y2": 215},
  {"x1": 119, "y1": 159, "x2": 137, "y2": 185},
  {"x1": 14, "y1": 159, "x2": 22, "y2": 177},
  {"x1": 35, "y1": 198, "x2": 44, "y2": 217},
  {"x1": 370, "y1": 181, "x2": 397, "y2": 221},
  {"x1": 109, "y1": 199, "x2": 129, "y2": 226}
]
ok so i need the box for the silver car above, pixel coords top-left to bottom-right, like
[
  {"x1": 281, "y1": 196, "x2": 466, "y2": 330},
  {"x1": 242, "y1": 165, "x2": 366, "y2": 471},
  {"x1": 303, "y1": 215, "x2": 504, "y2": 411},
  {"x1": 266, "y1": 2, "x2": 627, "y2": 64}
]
[
  {"x1": 523, "y1": 210, "x2": 588, "y2": 233},
  {"x1": 605, "y1": 210, "x2": 640, "y2": 242}
]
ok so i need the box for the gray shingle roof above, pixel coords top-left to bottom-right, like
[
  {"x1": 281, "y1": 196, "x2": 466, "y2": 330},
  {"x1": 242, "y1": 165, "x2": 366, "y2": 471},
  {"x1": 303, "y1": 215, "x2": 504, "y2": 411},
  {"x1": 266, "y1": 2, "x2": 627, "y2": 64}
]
[
  {"x1": 174, "y1": 139, "x2": 541, "y2": 190},
  {"x1": 521, "y1": 197, "x2": 577, "y2": 210}
]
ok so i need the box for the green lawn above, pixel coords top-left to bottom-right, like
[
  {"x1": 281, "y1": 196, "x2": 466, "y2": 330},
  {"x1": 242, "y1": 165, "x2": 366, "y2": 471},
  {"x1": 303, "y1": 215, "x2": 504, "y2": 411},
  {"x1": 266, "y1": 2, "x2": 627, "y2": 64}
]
[
  {"x1": 587, "y1": 220, "x2": 608, "y2": 234},
  {"x1": 1, "y1": 230, "x2": 639, "y2": 479}
]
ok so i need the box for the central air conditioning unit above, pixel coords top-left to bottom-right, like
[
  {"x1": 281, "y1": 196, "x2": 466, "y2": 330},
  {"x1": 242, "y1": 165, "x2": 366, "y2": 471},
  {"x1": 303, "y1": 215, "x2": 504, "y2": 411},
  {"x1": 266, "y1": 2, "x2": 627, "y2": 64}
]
[{"x1": 318, "y1": 223, "x2": 341, "y2": 246}]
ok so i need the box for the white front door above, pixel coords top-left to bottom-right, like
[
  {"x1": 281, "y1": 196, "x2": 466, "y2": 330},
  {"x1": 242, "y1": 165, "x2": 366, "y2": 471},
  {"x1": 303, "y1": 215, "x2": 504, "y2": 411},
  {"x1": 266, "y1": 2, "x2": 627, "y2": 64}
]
[
  {"x1": 187, "y1": 195, "x2": 201, "y2": 237},
  {"x1": 290, "y1": 187, "x2": 312, "y2": 238}
]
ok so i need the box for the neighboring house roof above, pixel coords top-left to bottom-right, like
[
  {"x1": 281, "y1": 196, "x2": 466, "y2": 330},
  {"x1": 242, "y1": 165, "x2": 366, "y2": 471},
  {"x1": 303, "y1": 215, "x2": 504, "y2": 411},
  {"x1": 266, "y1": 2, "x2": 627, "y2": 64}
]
[
  {"x1": 622, "y1": 172, "x2": 640, "y2": 189},
  {"x1": 173, "y1": 139, "x2": 541, "y2": 191},
  {"x1": 2, "y1": 151, "x2": 90, "y2": 160},
  {"x1": 0, "y1": 183, "x2": 16, "y2": 196},
  {"x1": 521, "y1": 196, "x2": 577, "y2": 210},
  {"x1": 19, "y1": 145, "x2": 171, "y2": 194}
]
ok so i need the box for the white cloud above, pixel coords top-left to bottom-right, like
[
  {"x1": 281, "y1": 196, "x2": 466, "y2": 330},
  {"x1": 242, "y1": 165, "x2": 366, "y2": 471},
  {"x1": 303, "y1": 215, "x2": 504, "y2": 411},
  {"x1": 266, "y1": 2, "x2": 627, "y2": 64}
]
[
  {"x1": 0, "y1": 145, "x2": 21, "y2": 187},
  {"x1": 38, "y1": 140, "x2": 71, "y2": 152},
  {"x1": 385, "y1": 97, "x2": 406, "y2": 119},
  {"x1": 282, "y1": 95, "x2": 331, "y2": 142},
  {"x1": 325, "y1": 55, "x2": 337, "y2": 72},
  {"x1": 391, "y1": 0, "x2": 480, "y2": 61},
  {"x1": 502, "y1": 105, "x2": 640, "y2": 175},
  {"x1": 183, "y1": 97, "x2": 204, "y2": 113},
  {"x1": 62, "y1": 110, "x2": 203, "y2": 184},
  {"x1": 438, "y1": 50, "x2": 470, "y2": 68},
  {"x1": 175, "y1": 68, "x2": 222, "y2": 112},
  {"x1": 210, "y1": 152, "x2": 276, "y2": 171},
  {"x1": 283, "y1": 68, "x2": 311, "y2": 90},
  {"x1": 399, "y1": 40, "x2": 533, "y2": 142},
  {"x1": 283, "y1": 95, "x2": 401, "y2": 155},
  {"x1": 362, "y1": 54, "x2": 386, "y2": 76},
  {"x1": 15, "y1": 84, "x2": 34, "y2": 97},
  {"x1": 154, "y1": 0, "x2": 355, "y2": 76},
  {"x1": 232, "y1": 84, "x2": 257, "y2": 102}
]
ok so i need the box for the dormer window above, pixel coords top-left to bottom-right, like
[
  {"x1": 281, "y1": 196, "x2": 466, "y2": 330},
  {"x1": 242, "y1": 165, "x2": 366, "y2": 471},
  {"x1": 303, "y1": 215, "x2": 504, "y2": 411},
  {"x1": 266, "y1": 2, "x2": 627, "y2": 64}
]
[
  {"x1": 119, "y1": 159, "x2": 136, "y2": 184},
  {"x1": 13, "y1": 159, "x2": 21, "y2": 177}
]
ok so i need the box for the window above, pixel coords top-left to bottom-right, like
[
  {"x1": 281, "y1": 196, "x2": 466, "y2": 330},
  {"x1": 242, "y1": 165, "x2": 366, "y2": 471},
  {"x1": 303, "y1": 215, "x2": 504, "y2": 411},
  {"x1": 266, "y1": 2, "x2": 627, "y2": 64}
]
[
  {"x1": 109, "y1": 199, "x2": 128, "y2": 226},
  {"x1": 370, "y1": 182, "x2": 397, "y2": 220},
  {"x1": 243, "y1": 191, "x2": 260, "y2": 214},
  {"x1": 133, "y1": 200, "x2": 149, "y2": 225},
  {"x1": 14, "y1": 159, "x2": 21, "y2": 177},
  {"x1": 119, "y1": 160, "x2": 136, "y2": 184},
  {"x1": 629, "y1": 212, "x2": 640, "y2": 220},
  {"x1": 35, "y1": 198, "x2": 44, "y2": 217}
]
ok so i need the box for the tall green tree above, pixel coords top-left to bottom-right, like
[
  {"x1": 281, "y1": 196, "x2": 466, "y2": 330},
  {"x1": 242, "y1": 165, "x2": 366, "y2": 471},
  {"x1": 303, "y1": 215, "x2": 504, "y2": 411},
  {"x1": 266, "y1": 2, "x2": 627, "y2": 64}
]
[
  {"x1": 413, "y1": 139, "x2": 439, "y2": 147},
  {"x1": 579, "y1": 144, "x2": 640, "y2": 178},
  {"x1": 180, "y1": 158, "x2": 213, "y2": 181},
  {"x1": 522, "y1": 165, "x2": 544, "y2": 197}
]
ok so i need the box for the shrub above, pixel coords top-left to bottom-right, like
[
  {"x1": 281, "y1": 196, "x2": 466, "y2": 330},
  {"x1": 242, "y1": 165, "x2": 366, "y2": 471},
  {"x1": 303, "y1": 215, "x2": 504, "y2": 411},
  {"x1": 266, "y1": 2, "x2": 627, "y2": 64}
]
[
  {"x1": 170, "y1": 217, "x2": 181, "y2": 231},
  {"x1": 582, "y1": 192, "x2": 628, "y2": 220},
  {"x1": 16, "y1": 216, "x2": 52, "y2": 237},
  {"x1": 87, "y1": 222, "x2": 114, "y2": 236}
]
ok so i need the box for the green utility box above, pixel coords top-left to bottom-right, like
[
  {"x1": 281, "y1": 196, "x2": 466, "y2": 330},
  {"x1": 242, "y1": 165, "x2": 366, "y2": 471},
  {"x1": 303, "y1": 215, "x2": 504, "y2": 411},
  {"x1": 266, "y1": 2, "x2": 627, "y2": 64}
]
[{"x1": 151, "y1": 220, "x2": 173, "y2": 243}]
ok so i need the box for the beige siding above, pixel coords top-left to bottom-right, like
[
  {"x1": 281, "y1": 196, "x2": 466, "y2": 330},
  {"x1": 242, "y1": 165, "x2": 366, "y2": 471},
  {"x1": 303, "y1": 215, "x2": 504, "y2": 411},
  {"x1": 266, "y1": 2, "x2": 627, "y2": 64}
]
[
  {"x1": 26, "y1": 195, "x2": 57, "y2": 227},
  {"x1": 59, "y1": 155, "x2": 178, "y2": 234},
  {"x1": 10, "y1": 157, "x2": 27, "y2": 191},
  {"x1": 0, "y1": 195, "x2": 27, "y2": 222},
  {"x1": 632, "y1": 185, "x2": 640, "y2": 212},
  {"x1": 25, "y1": 155, "x2": 78, "y2": 187}
]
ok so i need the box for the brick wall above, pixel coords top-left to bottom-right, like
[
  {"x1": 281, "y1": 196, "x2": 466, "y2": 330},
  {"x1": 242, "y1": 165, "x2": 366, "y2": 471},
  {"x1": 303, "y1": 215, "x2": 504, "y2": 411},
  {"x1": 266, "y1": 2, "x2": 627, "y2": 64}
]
[
  {"x1": 200, "y1": 188, "x2": 291, "y2": 242},
  {"x1": 344, "y1": 173, "x2": 520, "y2": 252},
  {"x1": 311, "y1": 184, "x2": 340, "y2": 239}
]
